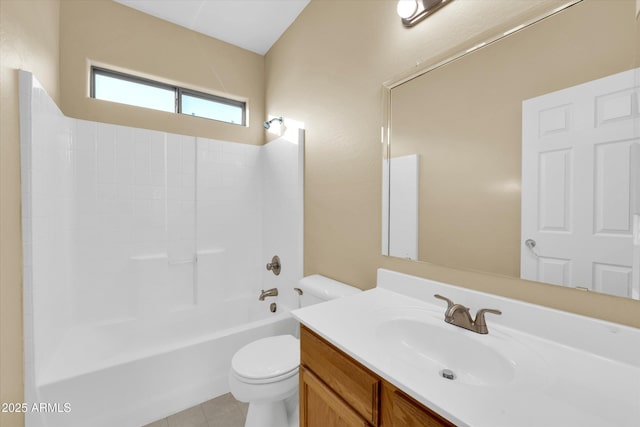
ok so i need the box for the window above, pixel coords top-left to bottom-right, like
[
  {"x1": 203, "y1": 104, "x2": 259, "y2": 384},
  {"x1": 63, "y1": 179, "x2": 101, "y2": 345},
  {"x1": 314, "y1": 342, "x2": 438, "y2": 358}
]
[
  {"x1": 90, "y1": 67, "x2": 246, "y2": 126},
  {"x1": 180, "y1": 90, "x2": 244, "y2": 125}
]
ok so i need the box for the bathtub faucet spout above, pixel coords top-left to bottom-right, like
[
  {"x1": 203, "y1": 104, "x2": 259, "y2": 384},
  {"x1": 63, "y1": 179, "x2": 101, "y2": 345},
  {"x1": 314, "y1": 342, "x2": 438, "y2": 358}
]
[{"x1": 259, "y1": 288, "x2": 278, "y2": 301}]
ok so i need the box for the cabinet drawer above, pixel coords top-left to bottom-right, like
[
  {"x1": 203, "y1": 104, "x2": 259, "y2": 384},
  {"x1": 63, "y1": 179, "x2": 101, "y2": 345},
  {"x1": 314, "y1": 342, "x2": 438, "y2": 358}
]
[
  {"x1": 300, "y1": 326, "x2": 380, "y2": 426},
  {"x1": 391, "y1": 389, "x2": 456, "y2": 427}
]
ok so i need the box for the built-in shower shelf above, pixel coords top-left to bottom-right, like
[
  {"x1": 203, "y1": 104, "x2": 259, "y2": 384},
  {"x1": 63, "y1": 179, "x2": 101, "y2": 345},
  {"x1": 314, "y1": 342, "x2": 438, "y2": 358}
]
[
  {"x1": 130, "y1": 253, "x2": 168, "y2": 261},
  {"x1": 196, "y1": 248, "x2": 226, "y2": 255},
  {"x1": 129, "y1": 250, "x2": 225, "y2": 262}
]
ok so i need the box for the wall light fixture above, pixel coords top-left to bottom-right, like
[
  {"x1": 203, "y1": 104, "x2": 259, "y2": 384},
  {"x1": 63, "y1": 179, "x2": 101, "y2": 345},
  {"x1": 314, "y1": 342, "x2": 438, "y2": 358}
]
[{"x1": 397, "y1": 0, "x2": 453, "y2": 27}]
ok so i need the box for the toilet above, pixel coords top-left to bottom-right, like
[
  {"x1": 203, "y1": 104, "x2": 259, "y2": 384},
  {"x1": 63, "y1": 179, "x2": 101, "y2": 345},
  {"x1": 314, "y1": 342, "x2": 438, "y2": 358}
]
[{"x1": 229, "y1": 275, "x2": 360, "y2": 427}]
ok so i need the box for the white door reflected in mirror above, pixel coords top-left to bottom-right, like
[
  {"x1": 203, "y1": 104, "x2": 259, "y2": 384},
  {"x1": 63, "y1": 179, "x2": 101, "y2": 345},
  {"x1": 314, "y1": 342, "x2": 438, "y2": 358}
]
[{"x1": 521, "y1": 68, "x2": 640, "y2": 299}]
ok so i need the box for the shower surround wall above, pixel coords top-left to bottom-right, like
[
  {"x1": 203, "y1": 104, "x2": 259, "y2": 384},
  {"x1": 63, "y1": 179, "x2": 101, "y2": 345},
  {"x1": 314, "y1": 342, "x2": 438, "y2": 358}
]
[{"x1": 20, "y1": 72, "x2": 303, "y2": 427}]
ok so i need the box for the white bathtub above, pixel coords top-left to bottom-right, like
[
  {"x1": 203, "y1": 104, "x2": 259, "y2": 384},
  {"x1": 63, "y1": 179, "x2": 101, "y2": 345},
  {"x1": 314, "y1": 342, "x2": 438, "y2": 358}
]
[{"x1": 31, "y1": 297, "x2": 297, "y2": 427}]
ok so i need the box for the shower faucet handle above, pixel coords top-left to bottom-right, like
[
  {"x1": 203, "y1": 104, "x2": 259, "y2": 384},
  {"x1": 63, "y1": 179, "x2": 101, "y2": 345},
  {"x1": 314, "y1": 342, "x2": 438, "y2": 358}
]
[{"x1": 266, "y1": 255, "x2": 281, "y2": 276}]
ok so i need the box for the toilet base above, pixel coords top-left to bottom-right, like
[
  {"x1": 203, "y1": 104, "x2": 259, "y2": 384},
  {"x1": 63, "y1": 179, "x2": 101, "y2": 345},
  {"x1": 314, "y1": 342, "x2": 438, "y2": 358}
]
[
  {"x1": 243, "y1": 392, "x2": 298, "y2": 427},
  {"x1": 245, "y1": 401, "x2": 287, "y2": 427},
  {"x1": 286, "y1": 400, "x2": 299, "y2": 427}
]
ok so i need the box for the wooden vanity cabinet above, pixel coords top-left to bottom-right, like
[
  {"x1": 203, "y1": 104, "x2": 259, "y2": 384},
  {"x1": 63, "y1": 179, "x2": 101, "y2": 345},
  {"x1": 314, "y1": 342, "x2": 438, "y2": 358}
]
[
  {"x1": 300, "y1": 326, "x2": 456, "y2": 427},
  {"x1": 300, "y1": 325, "x2": 380, "y2": 426},
  {"x1": 300, "y1": 366, "x2": 371, "y2": 427}
]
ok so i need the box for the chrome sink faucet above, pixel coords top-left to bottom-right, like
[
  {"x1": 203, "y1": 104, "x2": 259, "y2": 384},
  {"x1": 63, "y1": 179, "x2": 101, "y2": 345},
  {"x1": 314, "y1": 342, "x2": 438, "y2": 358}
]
[
  {"x1": 434, "y1": 294, "x2": 501, "y2": 334},
  {"x1": 259, "y1": 288, "x2": 278, "y2": 301}
]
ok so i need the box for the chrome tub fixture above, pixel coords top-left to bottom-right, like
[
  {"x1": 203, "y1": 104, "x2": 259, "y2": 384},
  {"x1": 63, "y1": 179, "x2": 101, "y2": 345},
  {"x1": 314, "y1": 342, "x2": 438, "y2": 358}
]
[
  {"x1": 258, "y1": 288, "x2": 279, "y2": 301},
  {"x1": 265, "y1": 255, "x2": 281, "y2": 276}
]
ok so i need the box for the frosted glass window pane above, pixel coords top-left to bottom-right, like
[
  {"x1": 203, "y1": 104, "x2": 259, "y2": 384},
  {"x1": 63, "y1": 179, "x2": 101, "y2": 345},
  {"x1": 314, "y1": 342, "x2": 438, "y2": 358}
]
[
  {"x1": 181, "y1": 94, "x2": 244, "y2": 125},
  {"x1": 94, "y1": 74, "x2": 175, "y2": 113}
]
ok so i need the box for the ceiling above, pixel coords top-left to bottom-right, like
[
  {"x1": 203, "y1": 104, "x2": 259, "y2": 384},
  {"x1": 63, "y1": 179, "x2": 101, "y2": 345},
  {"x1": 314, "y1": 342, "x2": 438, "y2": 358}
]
[{"x1": 113, "y1": 0, "x2": 310, "y2": 55}]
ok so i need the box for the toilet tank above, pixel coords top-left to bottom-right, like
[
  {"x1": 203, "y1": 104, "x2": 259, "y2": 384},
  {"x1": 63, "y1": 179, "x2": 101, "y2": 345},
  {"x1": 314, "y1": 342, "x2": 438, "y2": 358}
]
[{"x1": 298, "y1": 275, "x2": 361, "y2": 307}]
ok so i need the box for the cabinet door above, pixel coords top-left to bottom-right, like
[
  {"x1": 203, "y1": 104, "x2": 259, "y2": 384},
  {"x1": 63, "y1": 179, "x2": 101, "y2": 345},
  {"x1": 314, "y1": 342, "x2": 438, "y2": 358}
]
[
  {"x1": 391, "y1": 390, "x2": 456, "y2": 427},
  {"x1": 300, "y1": 326, "x2": 380, "y2": 425},
  {"x1": 300, "y1": 366, "x2": 370, "y2": 427}
]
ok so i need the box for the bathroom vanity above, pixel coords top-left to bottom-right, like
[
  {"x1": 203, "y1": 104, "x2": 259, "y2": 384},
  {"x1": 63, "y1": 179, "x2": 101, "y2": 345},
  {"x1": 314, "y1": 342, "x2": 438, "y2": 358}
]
[
  {"x1": 292, "y1": 269, "x2": 640, "y2": 427},
  {"x1": 300, "y1": 325, "x2": 454, "y2": 426}
]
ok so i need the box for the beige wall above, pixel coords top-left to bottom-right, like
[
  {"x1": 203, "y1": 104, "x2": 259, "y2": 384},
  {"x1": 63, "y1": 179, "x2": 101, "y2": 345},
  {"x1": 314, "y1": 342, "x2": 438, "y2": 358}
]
[
  {"x1": 0, "y1": 1, "x2": 61, "y2": 426},
  {"x1": 265, "y1": 0, "x2": 640, "y2": 328},
  {"x1": 60, "y1": 0, "x2": 265, "y2": 145}
]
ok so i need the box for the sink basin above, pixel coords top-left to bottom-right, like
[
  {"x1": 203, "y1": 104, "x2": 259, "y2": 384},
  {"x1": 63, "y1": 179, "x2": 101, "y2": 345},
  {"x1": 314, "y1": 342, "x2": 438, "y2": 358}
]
[{"x1": 375, "y1": 308, "x2": 548, "y2": 387}]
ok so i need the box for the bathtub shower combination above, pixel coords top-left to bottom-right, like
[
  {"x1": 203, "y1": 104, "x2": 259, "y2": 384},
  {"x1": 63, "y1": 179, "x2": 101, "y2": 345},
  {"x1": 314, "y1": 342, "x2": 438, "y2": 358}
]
[{"x1": 19, "y1": 71, "x2": 304, "y2": 427}]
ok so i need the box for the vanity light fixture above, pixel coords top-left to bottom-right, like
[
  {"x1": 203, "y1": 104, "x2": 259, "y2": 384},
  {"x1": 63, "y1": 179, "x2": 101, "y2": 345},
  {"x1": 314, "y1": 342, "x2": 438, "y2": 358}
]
[{"x1": 397, "y1": 0, "x2": 453, "y2": 27}]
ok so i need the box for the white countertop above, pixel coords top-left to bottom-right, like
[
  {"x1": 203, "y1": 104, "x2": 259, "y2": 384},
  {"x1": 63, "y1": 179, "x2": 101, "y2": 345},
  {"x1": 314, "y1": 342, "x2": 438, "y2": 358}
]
[{"x1": 291, "y1": 270, "x2": 640, "y2": 427}]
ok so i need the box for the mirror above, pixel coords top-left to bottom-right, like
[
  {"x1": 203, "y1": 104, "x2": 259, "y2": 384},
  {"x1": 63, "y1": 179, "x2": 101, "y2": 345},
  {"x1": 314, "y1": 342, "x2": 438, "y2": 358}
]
[{"x1": 383, "y1": 0, "x2": 640, "y2": 299}]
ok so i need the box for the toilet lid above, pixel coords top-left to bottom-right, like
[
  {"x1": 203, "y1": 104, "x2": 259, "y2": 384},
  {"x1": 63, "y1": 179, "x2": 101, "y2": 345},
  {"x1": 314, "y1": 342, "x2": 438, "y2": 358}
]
[{"x1": 232, "y1": 335, "x2": 300, "y2": 381}]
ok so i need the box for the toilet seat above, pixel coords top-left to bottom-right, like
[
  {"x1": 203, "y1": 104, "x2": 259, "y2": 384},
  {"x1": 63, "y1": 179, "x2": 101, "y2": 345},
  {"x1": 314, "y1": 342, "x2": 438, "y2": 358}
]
[{"x1": 232, "y1": 335, "x2": 300, "y2": 385}]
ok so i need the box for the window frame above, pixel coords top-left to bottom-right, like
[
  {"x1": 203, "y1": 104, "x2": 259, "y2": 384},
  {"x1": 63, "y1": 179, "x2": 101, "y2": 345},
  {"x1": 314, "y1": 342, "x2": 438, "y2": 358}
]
[
  {"x1": 90, "y1": 66, "x2": 247, "y2": 126},
  {"x1": 177, "y1": 87, "x2": 246, "y2": 126}
]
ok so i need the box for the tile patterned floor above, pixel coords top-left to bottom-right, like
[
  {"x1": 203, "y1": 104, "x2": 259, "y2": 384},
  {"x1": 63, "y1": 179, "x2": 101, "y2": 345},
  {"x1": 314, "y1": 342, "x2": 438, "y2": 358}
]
[{"x1": 142, "y1": 393, "x2": 248, "y2": 427}]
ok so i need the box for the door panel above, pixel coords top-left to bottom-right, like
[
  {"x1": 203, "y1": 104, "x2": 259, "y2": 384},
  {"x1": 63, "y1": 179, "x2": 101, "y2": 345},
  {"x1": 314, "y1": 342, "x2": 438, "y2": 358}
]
[{"x1": 522, "y1": 68, "x2": 640, "y2": 298}]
